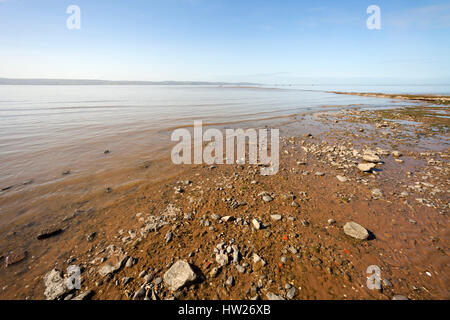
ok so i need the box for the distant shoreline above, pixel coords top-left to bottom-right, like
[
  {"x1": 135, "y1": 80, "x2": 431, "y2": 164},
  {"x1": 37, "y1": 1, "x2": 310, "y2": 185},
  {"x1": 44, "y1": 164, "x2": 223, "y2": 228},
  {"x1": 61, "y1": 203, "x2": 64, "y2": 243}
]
[
  {"x1": 0, "y1": 78, "x2": 259, "y2": 86},
  {"x1": 330, "y1": 91, "x2": 450, "y2": 105}
]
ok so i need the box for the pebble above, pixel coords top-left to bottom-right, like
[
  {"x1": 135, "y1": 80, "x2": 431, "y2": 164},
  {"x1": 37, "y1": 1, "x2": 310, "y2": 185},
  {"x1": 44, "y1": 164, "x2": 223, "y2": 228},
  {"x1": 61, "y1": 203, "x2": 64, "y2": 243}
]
[
  {"x1": 371, "y1": 188, "x2": 383, "y2": 197},
  {"x1": 266, "y1": 292, "x2": 285, "y2": 300},
  {"x1": 343, "y1": 222, "x2": 369, "y2": 240},
  {"x1": 225, "y1": 276, "x2": 234, "y2": 286},
  {"x1": 336, "y1": 175, "x2": 348, "y2": 182},
  {"x1": 163, "y1": 260, "x2": 197, "y2": 291},
  {"x1": 252, "y1": 219, "x2": 261, "y2": 230},
  {"x1": 262, "y1": 195, "x2": 273, "y2": 202},
  {"x1": 270, "y1": 214, "x2": 282, "y2": 221},
  {"x1": 125, "y1": 257, "x2": 136, "y2": 268},
  {"x1": 358, "y1": 163, "x2": 376, "y2": 172},
  {"x1": 392, "y1": 295, "x2": 408, "y2": 300},
  {"x1": 286, "y1": 287, "x2": 297, "y2": 299},
  {"x1": 327, "y1": 219, "x2": 336, "y2": 225},
  {"x1": 37, "y1": 226, "x2": 63, "y2": 240},
  {"x1": 216, "y1": 252, "x2": 229, "y2": 266}
]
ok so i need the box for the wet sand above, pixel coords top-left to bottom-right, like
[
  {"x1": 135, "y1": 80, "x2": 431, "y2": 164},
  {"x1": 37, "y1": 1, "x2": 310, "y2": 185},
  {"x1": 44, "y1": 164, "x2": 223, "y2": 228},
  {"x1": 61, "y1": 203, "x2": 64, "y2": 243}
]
[{"x1": 0, "y1": 98, "x2": 448, "y2": 300}]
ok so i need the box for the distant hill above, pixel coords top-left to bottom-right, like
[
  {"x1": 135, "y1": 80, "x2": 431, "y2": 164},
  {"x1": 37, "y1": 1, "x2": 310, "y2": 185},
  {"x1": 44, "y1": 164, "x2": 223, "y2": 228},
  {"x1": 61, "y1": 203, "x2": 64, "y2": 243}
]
[{"x1": 0, "y1": 78, "x2": 259, "y2": 86}]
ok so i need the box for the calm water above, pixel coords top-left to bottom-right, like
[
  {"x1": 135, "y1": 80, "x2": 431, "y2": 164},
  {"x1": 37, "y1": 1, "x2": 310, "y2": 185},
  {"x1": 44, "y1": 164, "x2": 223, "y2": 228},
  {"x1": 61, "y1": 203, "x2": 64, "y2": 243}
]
[{"x1": 0, "y1": 85, "x2": 447, "y2": 188}]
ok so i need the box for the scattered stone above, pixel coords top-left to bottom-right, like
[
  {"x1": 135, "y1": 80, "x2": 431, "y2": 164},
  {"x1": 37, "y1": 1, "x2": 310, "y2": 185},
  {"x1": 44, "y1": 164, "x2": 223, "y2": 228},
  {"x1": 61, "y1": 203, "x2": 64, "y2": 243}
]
[
  {"x1": 252, "y1": 219, "x2": 261, "y2": 230},
  {"x1": 371, "y1": 188, "x2": 383, "y2": 197},
  {"x1": 286, "y1": 287, "x2": 297, "y2": 299},
  {"x1": 221, "y1": 216, "x2": 234, "y2": 222},
  {"x1": 43, "y1": 269, "x2": 68, "y2": 300},
  {"x1": 343, "y1": 222, "x2": 369, "y2": 240},
  {"x1": 262, "y1": 195, "x2": 273, "y2": 202},
  {"x1": 363, "y1": 154, "x2": 381, "y2": 163},
  {"x1": 266, "y1": 292, "x2": 285, "y2": 300},
  {"x1": 357, "y1": 163, "x2": 376, "y2": 172},
  {"x1": 382, "y1": 279, "x2": 393, "y2": 288},
  {"x1": 392, "y1": 151, "x2": 402, "y2": 158},
  {"x1": 37, "y1": 226, "x2": 63, "y2": 240},
  {"x1": 72, "y1": 290, "x2": 94, "y2": 300},
  {"x1": 132, "y1": 287, "x2": 146, "y2": 300},
  {"x1": 270, "y1": 214, "x2": 282, "y2": 221},
  {"x1": 252, "y1": 253, "x2": 266, "y2": 266},
  {"x1": 327, "y1": 219, "x2": 336, "y2": 225},
  {"x1": 125, "y1": 257, "x2": 137, "y2": 268},
  {"x1": 225, "y1": 276, "x2": 234, "y2": 286},
  {"x1": 165, "y1": 231, "x2": 173, "y2": 243},
  {"x1": 315, "y1": 171, "x2": 325, "y2": 176},
  {"x1": 236, "y1": 265, "x2": 246, "y2": 273},
  {"x1": 336, "y1": 175, "x2": 348, "y2": 182},
  {"x1": 5, "y1": 250, "x2": 27, "y2": 267},
  {"x1": 216, "y1": 252, "x2": 229, "y2": 266},
  {"x1": 163, "y1": 260, "x2": 197, "y2": 291},
  {"x1": 86, "y1": 232, "x2": 96, "y2": 242}
]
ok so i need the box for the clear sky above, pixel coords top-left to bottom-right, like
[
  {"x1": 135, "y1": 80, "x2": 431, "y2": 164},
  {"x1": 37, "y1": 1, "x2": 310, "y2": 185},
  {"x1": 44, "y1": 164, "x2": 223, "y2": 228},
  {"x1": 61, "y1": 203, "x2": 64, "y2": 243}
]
[{"x1": 1, "y1": 0, "x2": 449, "y2": 84}]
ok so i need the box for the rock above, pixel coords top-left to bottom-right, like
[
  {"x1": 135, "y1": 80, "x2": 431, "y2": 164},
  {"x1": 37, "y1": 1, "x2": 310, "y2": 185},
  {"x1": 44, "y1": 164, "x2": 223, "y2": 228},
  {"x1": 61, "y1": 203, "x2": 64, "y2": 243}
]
[
  {"x1": 371, "y1": 188, "x2": 383, "y2": 197},
  {"x1": 125, "y1": 257, "x2": 136, "y2": 268},
  {"x1": 252, "y1": 219, "x2": 261, "y2": 230},
  {"x1": 291, "y1": 201, "x2": 299, "y2": 207},
  {"x1": 266, "y1": 292, "x2": 285, "y2": 300},
  {"x1": 86, "y1": 232, "x2": 96, "y2": 242},
  {"x1": 382, "y1": 278, "x2": 393, "y2": 288},
  {"x1": 43, "y1": 269, "x2": 68, "y2": 300},
  {"x1": 392, "y1": 151, "x2": 402, "y2": 158},
  {"x1": 236, "y1": 265, "x2": 246, "y2": 273},
  {"x1": 163, "y1": 260, "x2": 197, "y2": 291},
  {"x1": 286, "y1": 287, "x2": 297, "y2": 299},
  {"x1": 270, "y1": 214, "x2": 282, "y2": 221},
  {"x1": 37, "y1": 226, "x2": 63, "y2": 240},
  {"x1": 221, "y1": 216, "x2": 234, "y2": 222},
  {"x1": 392, "y1": 295, "x2": 408, "y2": 300},
  {"x1": 252, "y1": 253, "x2": 266, "y2": 266},
  {"x1": 133, "y1": 287, "x2": 146, "y2": 300},
  {"x1": 98, "y1": 253, "x2": 128, "y2": 276},
  {"x1": 327, "y1": 219, "x2": 336, "y2": 225},
  {"x1": 262, "y1": 195, "x2": 273, "y2": 202},
  {"x1": 225, "y1": 276, "x2": 234, "y2": 286},
  {"x1": 357, "y1": 163, "x2": 376, "y2": 172},
  {"x1": 165, "y1": 231, "x2": 173, "y2": 243},
  {"x1": 122, "y1": 277, "x2": 133, "y2": 285},
  {"x1": 5, "y1": 250, "x2": 27, "y2": 267},
  {"x1": 209, "y1": 267, "x2": 220, "y2": 278},
  {"x1": 216, "y1": 252, "x2": 229, "y2": 266},
  {"x1": 343, "y1": 222, "x2": 369, "y2": 240},
  {"x1": 315, "y1": 172, "x2": 325, "y2": 176},
  {"x1": 139, "y1": 270, "x2": 147, "y2": 278},
  {"x1": 211, "y1": 213, "x2": 220, "y2": 220},
  {"x1": 72, "y1": 290, "x2": 94, "y2": 300},
  {"x1": 363, "y1": 154, "x2": 381, "y2": 163},
  {"x1": 336, "y1": 175, "x2": 348, "y2": 182}
]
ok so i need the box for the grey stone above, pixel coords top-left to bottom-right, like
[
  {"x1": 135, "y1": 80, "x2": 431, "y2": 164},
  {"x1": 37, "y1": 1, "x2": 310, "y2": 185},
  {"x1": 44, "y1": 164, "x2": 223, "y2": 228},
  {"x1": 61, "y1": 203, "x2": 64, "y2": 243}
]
[
  {"x1": 43, "y1": 269, "x2": 68, "y2": 300},
  {"x1": 163, "y1": 260, "x2": 197, "y2": 291},
  {"x1": 343, "y1": 222, "x2": 369, "y2": 240}
]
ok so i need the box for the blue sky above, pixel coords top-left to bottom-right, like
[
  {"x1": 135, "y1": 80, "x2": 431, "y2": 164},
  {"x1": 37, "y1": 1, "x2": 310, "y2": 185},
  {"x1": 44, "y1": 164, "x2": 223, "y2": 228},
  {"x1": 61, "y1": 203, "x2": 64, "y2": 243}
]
[{"x1": 0, "y1": 0, "x2": 449, "y2": 84}]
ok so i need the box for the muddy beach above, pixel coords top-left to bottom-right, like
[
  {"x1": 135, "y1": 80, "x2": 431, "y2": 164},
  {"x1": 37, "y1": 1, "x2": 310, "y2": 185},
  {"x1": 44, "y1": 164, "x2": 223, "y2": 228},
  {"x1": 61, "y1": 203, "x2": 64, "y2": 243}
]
[{"x1": 0, "y1": 98, "x2": 448, "y2": 300}]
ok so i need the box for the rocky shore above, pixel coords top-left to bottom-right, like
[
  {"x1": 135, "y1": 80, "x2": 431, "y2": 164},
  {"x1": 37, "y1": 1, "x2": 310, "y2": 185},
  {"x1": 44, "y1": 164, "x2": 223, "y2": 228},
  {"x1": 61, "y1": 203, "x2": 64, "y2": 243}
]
[{"x1": 0, "y1": 101, "x2": 448, "y2": 300}]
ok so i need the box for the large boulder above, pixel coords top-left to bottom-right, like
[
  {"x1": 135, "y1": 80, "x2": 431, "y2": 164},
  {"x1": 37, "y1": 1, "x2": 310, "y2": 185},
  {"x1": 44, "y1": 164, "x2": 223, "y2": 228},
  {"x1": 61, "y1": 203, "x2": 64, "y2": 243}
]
[
  {"x1": 343, "y1": 222, "x2": 369, "y2": 240},
  {"x1": 163, "y1": 260, "x2": 197, "y2": 291}
]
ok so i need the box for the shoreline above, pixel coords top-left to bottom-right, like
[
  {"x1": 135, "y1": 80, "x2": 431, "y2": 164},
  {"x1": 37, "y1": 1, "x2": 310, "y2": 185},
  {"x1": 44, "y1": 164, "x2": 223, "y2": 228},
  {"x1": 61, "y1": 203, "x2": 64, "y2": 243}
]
[
  {"x1": 330, "y1": 91, "x2": 450, "y2": 105},
  {"x1": 0, "y1": 99, "x2": 448, "y2": 300}
]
